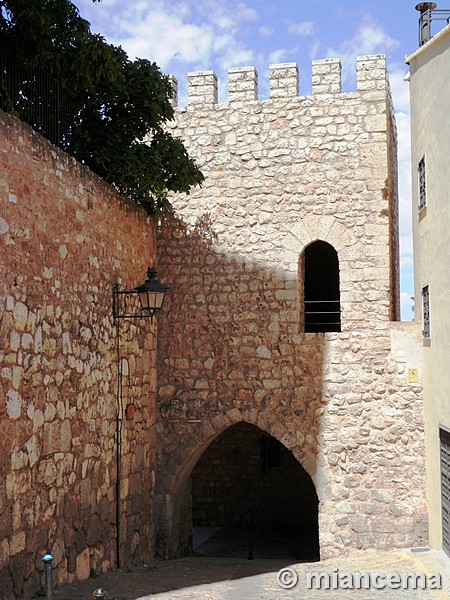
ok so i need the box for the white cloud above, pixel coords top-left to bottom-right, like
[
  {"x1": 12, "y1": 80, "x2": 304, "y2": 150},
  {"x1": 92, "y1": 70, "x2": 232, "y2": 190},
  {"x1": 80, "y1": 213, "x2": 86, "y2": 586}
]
[
  {"x1": 288, "y1": 21, "x2": 316, "y2": 37},
  {"x1": 394, "y1": 100, "x2": 414, "y2": 318},
  {"x1": 400, "y1": 255, "x2": 414, "y2": 269},
  {"x1": 309, "y1": 39, "x2": 322, "y2": 60},
  {"x1": 400, "y1": 291, "x2": 415, "y2": 321},
  {"x1": 121, "y1": 12, "x2": 215, "y2": 66},
  {"x1": 269, "y1": 48, "x2": 297, "y2": 64},
  {"x1": 193, "y1": 1, "x2": 258, "y2": 29},
  {"x1": 326, "y1": 15, "x2": 400, "y2": 84},
  {"x1": 219, "y1": 47, "x2": 255, "y2": 70},
  {"x1": 233, "y1": 2, "x2": 258, "y2": 23},
  {"x1": 78, "y1": 0, "x2": 258, "y2": 73},
  {"x1": 389, "y1": 67, "x2": 411, "y2": 113},
  {"x1": 395, "y1": 110, "x2": 413, "y2": 260},
  {"x1": 259, "y1": 25, "x2": 273, "y2": 37}
]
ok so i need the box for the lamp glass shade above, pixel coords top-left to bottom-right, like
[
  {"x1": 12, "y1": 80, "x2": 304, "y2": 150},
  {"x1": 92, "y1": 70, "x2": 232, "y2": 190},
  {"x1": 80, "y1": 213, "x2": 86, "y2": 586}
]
[{"x1": 134, "y1": 268, "x2": 168, "y2": 315}]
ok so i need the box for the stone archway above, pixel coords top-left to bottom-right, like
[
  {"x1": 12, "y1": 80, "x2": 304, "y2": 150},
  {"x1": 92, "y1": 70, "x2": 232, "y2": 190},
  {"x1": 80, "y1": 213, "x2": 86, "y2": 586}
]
[
  {"x1": 191, "y1": 422, "x2": 320, "y2": 560},
  {"x1": 155, "y1": 414, "x2": 322, "y2": 560}
]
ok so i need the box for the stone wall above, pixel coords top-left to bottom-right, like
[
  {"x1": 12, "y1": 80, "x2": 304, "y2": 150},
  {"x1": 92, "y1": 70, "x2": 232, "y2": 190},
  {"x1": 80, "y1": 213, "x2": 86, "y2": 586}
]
[
  {"x1": 156, "y1": 56, "x2": 428, "y2": 558},
  {"x1": 0, "y1": 112, "x2": 157, "y2": 599}
]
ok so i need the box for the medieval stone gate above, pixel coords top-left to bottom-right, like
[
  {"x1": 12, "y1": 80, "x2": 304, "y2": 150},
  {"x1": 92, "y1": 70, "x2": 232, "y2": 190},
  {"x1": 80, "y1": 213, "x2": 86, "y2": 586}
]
[{"x1": 155, "y1": 55, "x2": 428, "y2": 559}]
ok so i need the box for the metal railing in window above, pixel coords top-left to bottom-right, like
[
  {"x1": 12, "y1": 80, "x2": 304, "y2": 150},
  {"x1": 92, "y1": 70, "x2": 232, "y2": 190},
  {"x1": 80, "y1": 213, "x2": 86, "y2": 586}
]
[
  {"x1": 440, "y1": 426, "x2": 450, "y2": 556},
  {"x1": 418, "y1": 157, "x2": 427, "y2": 210},
  {"x1": 304, "y1": 300, "x2": 341, "y2": 333},
  {"x1": 422, "y1": 284, "x2": 430, "y2": 338}
]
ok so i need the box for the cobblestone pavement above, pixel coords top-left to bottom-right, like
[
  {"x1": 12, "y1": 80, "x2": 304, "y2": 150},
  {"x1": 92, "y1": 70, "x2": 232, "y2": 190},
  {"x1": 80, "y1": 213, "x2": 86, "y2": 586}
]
[{"x1": 34, "y1": 549, "x2": 450, "y2": 600}]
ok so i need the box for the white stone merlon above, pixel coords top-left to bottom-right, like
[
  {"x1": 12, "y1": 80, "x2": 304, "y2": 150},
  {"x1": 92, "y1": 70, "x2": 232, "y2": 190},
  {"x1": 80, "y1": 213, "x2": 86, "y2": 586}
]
[
  {"x1": 168, "y1": 75, "x2": 178, "y2": 108},
  {"x1": 312, "y1": 58, "x2": 341, "y2": 95},
  {"x1": 228, "y1": 66, "x2": 258, "y2": 102},
  {"x1": 269, "y1": 63, "x2": 299, "y2": 98},
  {"x1": 188, "y1": 70, "x2": 218, "y2": 106},
  {"x1": 356, "y1": 54, "x2": 387, "y2": 95}
]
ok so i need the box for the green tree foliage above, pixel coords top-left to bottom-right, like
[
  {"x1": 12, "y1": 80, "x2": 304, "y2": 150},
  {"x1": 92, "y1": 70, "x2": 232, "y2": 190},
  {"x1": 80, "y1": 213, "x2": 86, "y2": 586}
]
[{"x1": 0, "y1": 0, "x2": 204, "y2": 213}]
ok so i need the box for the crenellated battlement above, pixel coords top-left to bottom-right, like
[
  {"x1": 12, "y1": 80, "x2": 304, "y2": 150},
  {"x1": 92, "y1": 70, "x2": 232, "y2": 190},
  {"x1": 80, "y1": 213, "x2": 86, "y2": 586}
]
[{"x1": 169, "y1": 54, "x2": 388, "y2": 107}]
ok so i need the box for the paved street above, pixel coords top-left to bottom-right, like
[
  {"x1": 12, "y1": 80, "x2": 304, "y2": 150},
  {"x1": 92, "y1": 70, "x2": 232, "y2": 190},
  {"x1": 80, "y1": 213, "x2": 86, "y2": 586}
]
[{"x1": 35, "y1": 549, "x2": 450, "y2": 600}]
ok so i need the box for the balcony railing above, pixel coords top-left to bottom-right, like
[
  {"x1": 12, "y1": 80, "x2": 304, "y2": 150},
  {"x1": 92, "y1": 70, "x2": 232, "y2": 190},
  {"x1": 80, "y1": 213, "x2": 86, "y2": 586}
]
[
  {"x1": 304, "y1": 300, "x2": 341, "y2": 333},
  {"x1": 418, "y1": 6, "x2": 450, "y2": 46}
]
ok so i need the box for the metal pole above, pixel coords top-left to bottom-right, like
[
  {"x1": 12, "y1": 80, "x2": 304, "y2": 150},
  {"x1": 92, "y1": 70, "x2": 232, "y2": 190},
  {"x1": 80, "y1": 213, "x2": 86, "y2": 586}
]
[{"x1": 42, "y1": 553, "x2": 53, "y2": 600}]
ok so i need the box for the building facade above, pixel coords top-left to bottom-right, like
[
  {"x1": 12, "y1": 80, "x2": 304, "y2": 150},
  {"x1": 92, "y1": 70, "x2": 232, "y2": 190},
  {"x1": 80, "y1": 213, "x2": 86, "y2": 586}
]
[{"x1": 407, "y1": 23, "x2": 450, "y2": 553}]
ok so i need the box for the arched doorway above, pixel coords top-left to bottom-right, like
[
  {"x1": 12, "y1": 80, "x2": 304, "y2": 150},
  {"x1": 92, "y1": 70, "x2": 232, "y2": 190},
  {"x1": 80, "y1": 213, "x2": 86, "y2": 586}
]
[{"x1": 190, "y1": 422, "x2": 319, "y2": 560}]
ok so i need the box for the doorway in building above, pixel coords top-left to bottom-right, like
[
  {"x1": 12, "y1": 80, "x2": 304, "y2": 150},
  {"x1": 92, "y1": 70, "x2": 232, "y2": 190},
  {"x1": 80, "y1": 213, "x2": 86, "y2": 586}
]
[
  {"x1": 190, "y1": 422, "x2": 319, "y2": 561},
  {"x1": 440, "y1": 426, "x2": 450, "y2": 556}
]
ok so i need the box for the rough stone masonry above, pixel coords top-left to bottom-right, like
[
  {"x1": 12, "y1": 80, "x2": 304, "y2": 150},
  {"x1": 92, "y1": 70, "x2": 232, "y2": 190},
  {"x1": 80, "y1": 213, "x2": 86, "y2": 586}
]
[
  {"x1": 0, "y1": 112, "x2": 158, "y2": 599},
  {"x1": 155, "y1": 56, "x2": 428, "y2": 558}
]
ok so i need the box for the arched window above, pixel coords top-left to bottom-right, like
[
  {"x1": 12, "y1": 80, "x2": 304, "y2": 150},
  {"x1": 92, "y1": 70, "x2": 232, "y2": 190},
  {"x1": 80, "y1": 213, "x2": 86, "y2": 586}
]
[{"x1": 301, "y1": 241, "x2": 341, "y2": 333}]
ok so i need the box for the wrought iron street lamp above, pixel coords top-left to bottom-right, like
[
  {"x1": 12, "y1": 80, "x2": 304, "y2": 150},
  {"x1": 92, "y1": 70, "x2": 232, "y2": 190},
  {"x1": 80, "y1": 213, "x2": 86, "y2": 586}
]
[
  {"x1": 113, "y1": 267, "x2": 169, "y2": 322},
  {"x1": 112, "y1": 266, "x2": 168, "y2": 567}
]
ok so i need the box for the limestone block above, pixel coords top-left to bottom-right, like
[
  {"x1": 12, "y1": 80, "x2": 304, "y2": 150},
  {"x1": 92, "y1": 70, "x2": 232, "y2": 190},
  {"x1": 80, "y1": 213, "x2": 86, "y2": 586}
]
[
  {"x1": 188, "y1": 71, "x2": 218, "y2": 105},
  {"x1": 76, "y1": 548, "x2": 90, "y2": 580},
  {"x1": 13, "y1": 302, "x2": 28, "y2": 331},
  {"x1": 10, "y1": 531, "x2": 25, "y2": 556},
  {"x1": 6, "y1": 389, "x2": 22, "y2": 419},
  {"x1": 269, "y1": 63, "x2": 299, "y2": 98},
  {"x1": 357, "y1": 55, "x2": 387, "y2": 93},
  {"x1": 228, "y1": 67, "x2": 258, "y2": 102},
  {"x1": 11, "y1": 449, "x2": 28, "y2": 470},
  {"x1": 0, "y1": 538, "x2": 10, "y2": 569},
  {"x1": 168, "y1": 75, "x2": 178, "y2": 107},
  {"x1": 312, "y1": 58, "x2": 342, "y2": 95}
]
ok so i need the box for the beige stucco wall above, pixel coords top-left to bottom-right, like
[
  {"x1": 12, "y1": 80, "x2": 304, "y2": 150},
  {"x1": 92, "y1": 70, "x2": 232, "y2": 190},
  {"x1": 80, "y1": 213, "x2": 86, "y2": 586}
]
[{"x1": 407, "y1": 25, "x2": 450, "y2": 549}]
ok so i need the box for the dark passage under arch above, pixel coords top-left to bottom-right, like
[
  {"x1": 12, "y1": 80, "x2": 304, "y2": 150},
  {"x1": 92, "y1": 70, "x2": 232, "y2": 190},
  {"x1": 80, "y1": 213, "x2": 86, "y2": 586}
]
[
  {"x1": 303, "y1": 240, "x2": 341, "y2": 333},
  {"x1": 190, "y1": 422, "x2": 320, "y2": 561}
]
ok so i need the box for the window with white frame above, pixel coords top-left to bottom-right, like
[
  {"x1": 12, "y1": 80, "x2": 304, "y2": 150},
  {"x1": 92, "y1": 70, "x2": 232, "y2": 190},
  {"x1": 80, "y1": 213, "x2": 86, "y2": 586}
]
[
  {"x1": 422, "y1": 284, "x2": 430, "y2": 338},
  {"x1": 418, "y1": 156, "x2": 426, "y2": 210}
]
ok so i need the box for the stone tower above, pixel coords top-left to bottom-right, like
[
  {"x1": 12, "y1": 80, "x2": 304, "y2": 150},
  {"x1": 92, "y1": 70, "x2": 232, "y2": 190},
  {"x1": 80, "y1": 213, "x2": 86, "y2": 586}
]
[{"x1": 155, "y1": 56, "x2": 427, "y2": 559}]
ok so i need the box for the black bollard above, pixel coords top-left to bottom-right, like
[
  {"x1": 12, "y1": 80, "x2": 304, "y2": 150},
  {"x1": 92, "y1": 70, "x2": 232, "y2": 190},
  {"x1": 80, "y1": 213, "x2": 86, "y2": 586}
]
[{"x1": 42, "y1": 554, "x2": 53, "y2": 600}]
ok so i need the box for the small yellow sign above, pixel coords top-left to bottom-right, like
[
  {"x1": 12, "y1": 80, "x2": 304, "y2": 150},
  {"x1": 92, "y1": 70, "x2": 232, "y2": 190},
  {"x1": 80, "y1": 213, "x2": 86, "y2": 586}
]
[{"x1": 408, "y1": 368, "x2": 419, "y2": 383}]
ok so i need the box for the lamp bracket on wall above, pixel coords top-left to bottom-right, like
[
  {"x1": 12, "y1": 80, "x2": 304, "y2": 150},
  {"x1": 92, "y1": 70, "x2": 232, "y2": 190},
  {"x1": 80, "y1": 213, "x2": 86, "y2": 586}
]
[{"x1": 112, "y1": 267, "x2": 169, "y2": 322}]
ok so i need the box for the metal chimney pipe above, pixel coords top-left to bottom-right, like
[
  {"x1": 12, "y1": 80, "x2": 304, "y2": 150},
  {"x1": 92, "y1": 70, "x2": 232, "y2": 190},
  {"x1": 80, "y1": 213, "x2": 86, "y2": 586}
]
[{"x1": 416, "y1": 2, "x2": 438, "y2": 45}]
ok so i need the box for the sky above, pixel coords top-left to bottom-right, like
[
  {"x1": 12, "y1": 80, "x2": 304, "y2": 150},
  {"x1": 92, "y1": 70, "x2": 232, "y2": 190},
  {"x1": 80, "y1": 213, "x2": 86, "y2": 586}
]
[{"x1": 75, "y1": 0, "x2": 433, "y2": 321}]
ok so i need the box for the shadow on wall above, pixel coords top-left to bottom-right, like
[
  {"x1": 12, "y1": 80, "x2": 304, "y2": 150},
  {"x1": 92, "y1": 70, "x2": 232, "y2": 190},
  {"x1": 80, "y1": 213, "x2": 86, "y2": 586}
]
[{"x1": 155, "y1": 213, "x2": 327, "y2": 560}]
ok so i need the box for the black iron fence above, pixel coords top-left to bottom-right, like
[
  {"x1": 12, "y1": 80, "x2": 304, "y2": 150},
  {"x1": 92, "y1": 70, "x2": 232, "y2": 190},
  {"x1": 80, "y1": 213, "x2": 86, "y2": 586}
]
[{"x1": 1, "y1": 34, "x2": 85, "y2": 161}]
